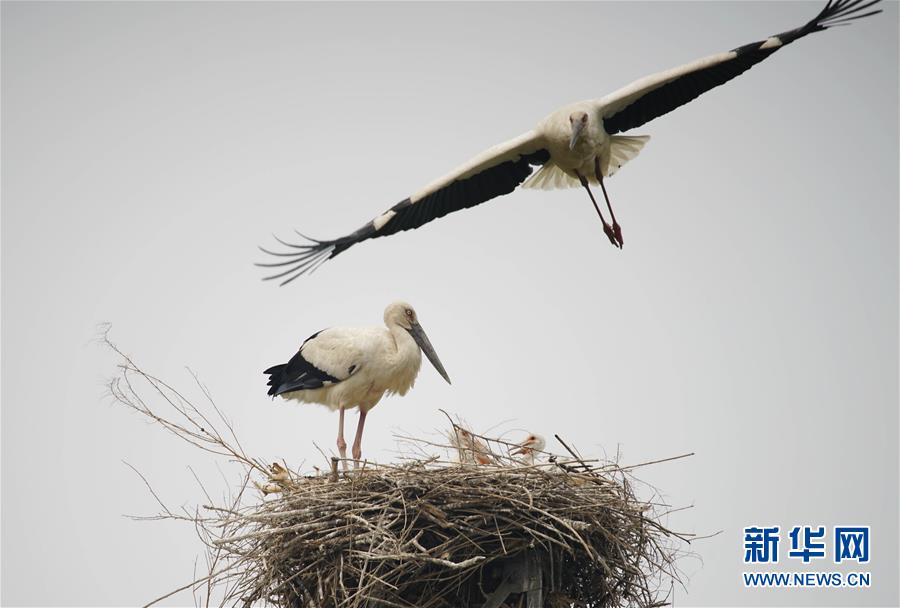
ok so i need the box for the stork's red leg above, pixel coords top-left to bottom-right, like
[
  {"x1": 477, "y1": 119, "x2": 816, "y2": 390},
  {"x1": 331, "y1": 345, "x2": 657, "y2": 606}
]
[
  {"x1": 337, "y1": 406, "x2": 348, "y2": 471},
  {"x1": 595, "y1": 157, "x2": 623, "y2": 247},
  {"x1": 351, "y1": 409, "x2": 367, "y2": 468},
  {"x1": 576, "y1": 171, "x2": 620, "y2": 249}
]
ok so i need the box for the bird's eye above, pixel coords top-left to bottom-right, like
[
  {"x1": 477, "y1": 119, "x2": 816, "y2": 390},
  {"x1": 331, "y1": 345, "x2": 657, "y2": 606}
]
[{"x1": 405, "y1": 309, "x2": 413, "y2": 317}]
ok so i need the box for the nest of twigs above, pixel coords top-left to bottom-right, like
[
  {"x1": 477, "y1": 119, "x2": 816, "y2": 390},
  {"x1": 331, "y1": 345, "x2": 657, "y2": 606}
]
[
  {"x1": 104, "y1": 332, "x2": 691, "y2": 608},
  {"x1": 235, "y1": 457, "x2": 687, "y2": 608}
]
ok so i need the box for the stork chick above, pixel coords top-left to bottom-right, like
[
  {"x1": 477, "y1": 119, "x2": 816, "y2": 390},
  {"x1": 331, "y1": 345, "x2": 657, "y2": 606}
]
[
  {"x1": 449, "y1": 427, "x2": 494, "y2": 465},
  {"x1": 511, "y1": 434, "x2": 547, "y2": 464},
  {"x1": 264, "y1": 302, "x2": 451, "y2": 470}
]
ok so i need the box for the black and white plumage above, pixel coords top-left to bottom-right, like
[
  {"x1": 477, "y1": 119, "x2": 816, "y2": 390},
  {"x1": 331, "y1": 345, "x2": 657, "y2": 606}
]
[
  {"x1": 264, "y1": 331, "x2": 341, "y2": 395},
  {"x1": 259, "y1": 0, "x2": 881, "y2": 284},
  {"x1": 264, "y1": 301, "x2": 451, "y2": 468}
]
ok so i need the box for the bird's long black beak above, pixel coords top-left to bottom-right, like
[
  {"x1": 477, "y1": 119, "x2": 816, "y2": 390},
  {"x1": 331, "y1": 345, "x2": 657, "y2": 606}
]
[{"x1": 407, "y1": 323, "x2": 451, "y2": 384}]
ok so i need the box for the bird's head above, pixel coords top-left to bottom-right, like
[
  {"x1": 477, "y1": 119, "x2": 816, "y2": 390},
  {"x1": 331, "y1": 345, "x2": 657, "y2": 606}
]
[
  {"x1": 384, "y1": 301, "x2": 418, "y2": 330},
  {"x1": 568, "y1": 111, "x2": 589, "y2": 150},
  {"x1": 384, "y1": 301, "x2": 451, "y2": 385},
  {"x1": 455, "y1": 428, "x2": 473, "y2": 441},
  {"x1": 512, "y1": 433, "x2": 547, "y2": 455}
]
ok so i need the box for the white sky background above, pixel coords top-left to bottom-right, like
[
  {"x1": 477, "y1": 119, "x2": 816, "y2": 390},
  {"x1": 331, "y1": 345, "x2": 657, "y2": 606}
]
[{"x1": 2, "y1": 1, "x2": 898, "y2": 606}]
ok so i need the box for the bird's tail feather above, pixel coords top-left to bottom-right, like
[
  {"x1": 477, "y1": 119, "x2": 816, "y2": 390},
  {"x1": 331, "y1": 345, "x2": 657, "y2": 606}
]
[
  {"x1": 603, "y1": 135, "x2": 650, "y2": 178},
  {"x1": 520, "y1": 162, "x2": 581, "y2": 190},
  {"x1": 264, "y1": 363, "x2": 288, "y2": 396},
  {"x1": 521, "y1": 135, "x2": 651, "y2": 189}
]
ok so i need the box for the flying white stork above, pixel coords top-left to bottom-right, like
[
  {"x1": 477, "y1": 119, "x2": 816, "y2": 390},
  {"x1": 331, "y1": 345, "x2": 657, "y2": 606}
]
[
  {"x1": 264, "y1": 301, "x2": 451, "y2": 468},
  {"x1": 259, "y1": 0, "x2": 881, "y2": 285}
]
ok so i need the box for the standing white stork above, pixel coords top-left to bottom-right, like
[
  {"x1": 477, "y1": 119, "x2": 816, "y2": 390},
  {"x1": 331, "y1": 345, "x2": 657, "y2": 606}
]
[
  {"x1": 264, "y1": 301, "x2": 451, "y2": 468},
  {"x1": 260, "y1": 0, "x2": 881, "y2": 284}
]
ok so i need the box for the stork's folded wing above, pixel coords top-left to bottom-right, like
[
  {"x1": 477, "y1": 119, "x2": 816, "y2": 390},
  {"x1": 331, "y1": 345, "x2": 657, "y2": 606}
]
[{"x1": 265, "y1": 329, "x2": 363, "y2": 395}]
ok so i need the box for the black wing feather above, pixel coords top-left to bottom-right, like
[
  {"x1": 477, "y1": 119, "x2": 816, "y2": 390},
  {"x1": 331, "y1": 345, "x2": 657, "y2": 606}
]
[
  {"x1": 376, "y1": 149, "x2": 549, "y2": 237},
  {"x1": 604, "y1": 0, "x2": 882, "y2": 135},
  {"x1": 258, "y1": 149, "x2": 549, "y2": 285},
  {"x1": 264, "y1": 331, "x2": 341, "y2": 396}
]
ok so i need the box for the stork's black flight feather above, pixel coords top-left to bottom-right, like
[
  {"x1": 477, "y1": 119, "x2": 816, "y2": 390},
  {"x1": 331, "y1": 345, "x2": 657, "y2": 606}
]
[
  {"x1": 264, "y1": 331, "x2": 341, "y2": 396},
  {"x1": 257, "y1": 149, "x2": 549, "y2": 285},
  {"x1": 604, "y1": 0, "x2": 882, "y2": 134}
]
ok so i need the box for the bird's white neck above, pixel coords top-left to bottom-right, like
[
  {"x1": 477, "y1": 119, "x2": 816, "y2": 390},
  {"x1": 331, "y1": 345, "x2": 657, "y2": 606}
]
[
  {"x1": 381, "y1": 324, "x2": 423, "y2": 393},
  {"x1": 387, "y1": 324, "x2": 420, "y2": 359}
]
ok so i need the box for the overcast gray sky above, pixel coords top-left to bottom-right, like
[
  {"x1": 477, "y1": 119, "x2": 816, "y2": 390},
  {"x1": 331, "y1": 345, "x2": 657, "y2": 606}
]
[{"x1": 2, "y1": 1, "x2": 898, "y2": 606}]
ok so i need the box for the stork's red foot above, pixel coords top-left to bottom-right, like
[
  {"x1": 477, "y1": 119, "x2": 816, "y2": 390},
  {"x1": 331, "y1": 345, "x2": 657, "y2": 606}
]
[
  {"x1": 603, "y1": 224, "x2": 621, "y2": 248},
  {"x1": 612, "y1": 223, "x2": 624, "y2": 248}
]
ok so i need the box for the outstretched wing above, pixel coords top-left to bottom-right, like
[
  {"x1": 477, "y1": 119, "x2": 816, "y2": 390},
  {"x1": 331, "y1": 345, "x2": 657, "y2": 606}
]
[
  {"x1": 259, "y1": 131, "x2": 549, "y2": 285},
  {"x1": 598, "y1": 0, "x2": 882, "y2": 135},
  {"x1": 264, "y1": 329, "x2": 362, "y2": 396}
]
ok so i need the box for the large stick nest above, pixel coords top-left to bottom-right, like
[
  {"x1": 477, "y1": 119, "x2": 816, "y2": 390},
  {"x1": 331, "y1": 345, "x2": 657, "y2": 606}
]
[
  {"x1": 232, "y1": 459, "x2": 685, "y2": 608},
  {"x1": 104, "y1": 332, "x2": 691, "y2": 608}
]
